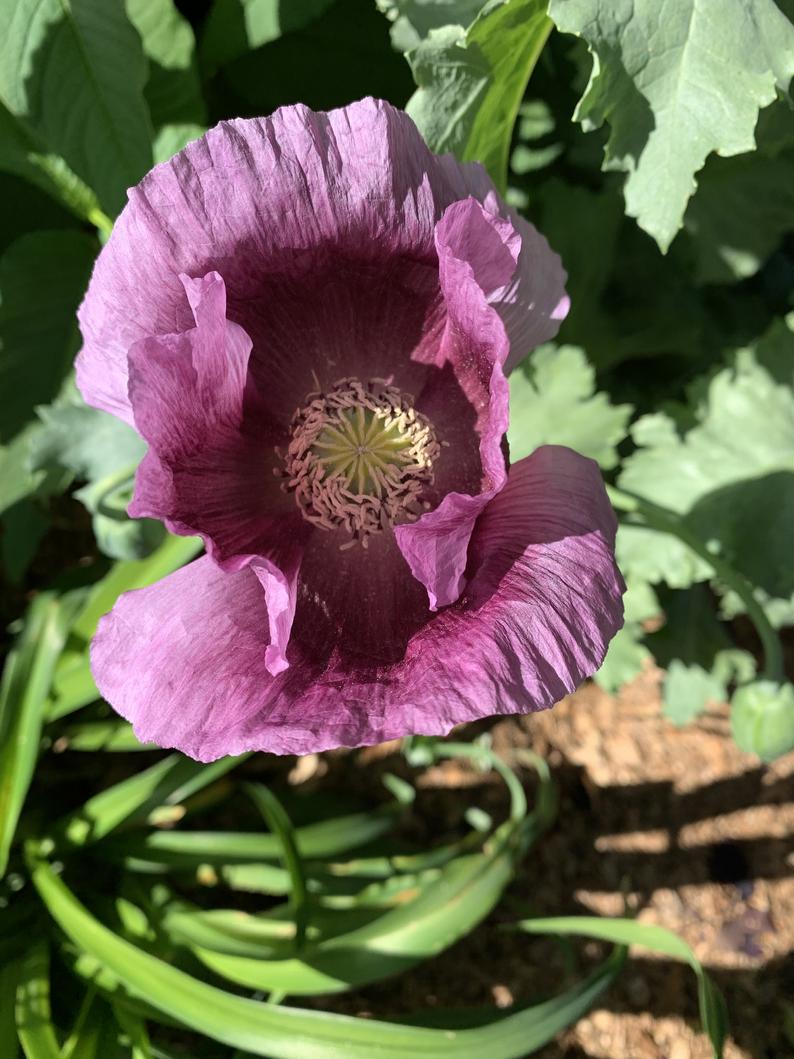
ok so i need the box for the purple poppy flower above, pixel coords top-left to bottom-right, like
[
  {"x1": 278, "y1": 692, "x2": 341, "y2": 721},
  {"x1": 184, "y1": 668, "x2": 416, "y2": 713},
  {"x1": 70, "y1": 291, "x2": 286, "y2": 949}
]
[{"x1": 77, "y1": 98, "x2": 624, "y2": 761}]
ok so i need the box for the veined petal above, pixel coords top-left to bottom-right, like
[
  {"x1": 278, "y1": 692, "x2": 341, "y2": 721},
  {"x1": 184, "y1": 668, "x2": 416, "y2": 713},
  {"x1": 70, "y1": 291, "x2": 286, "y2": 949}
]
[
  {"x1": 396, "y1": 200, "x2": 512, "y2": 609},
  {"x1": 127, "y1": 271, "x2": 301, "y2": 570},
  {"x1": 77, "y1": 100, "x2": 500, "y2": 424}
]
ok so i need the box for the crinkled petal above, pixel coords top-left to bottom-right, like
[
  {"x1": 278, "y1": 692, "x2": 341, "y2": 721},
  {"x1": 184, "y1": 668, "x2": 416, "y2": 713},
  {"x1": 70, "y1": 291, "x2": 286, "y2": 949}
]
[
  {"x1": 479, "y1": 192, "x2": 569, "y2": 374},
  {"x1": 94, "y1": 447, "x2": 622, "y2": 761},
  {"x1": 77, "y1": 100, "x2": 497, "y2": 423},
  {"x1": 252, "y1": 543, "x2": 303, "y2": 678},
  {"x1": 91, "y1": 557, "x2": 279, "y2": 761},
  {"x1": 396, "y1": 199, "x2": 511, "y2": 609},
  {"x1": 127, "y1": 271, "x2": 300, "y2": 569}
]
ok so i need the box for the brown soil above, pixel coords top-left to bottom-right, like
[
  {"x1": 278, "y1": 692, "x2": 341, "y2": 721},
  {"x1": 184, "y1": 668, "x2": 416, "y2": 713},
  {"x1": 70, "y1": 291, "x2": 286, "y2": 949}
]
[{"x1": 309, "y1": 663, "x2": 794, "y2": 1059}]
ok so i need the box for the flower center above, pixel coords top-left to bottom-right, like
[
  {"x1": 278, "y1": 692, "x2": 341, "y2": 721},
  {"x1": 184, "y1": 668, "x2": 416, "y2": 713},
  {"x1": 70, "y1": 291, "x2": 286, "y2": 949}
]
[{"x1": 280, "y1": 377, "x2": 440, "y2": 547}]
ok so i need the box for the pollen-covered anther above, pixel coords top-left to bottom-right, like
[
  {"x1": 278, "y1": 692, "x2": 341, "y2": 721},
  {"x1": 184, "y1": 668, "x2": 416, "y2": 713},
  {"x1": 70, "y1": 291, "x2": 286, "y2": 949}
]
[{"x1": 281, "y1": 377, "x2": 440, "y2": 545}]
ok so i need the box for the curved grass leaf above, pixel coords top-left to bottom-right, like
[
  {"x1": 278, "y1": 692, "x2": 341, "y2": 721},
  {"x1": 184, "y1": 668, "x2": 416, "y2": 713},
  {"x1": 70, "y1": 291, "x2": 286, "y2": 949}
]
[
  {"x1": 405, "y1": 0, "x2": 551, "y2": 190},
  {"x1": 0, "y1": 595, "x2": 68, "y2": 876},
  {"x1": 14, "y1": 939, "x2": 61, "y2": 1059},
  {"x1": 53, "y1": 719, "x2": 154, "y2": 753},
  {"x1": 0, "y1": 0, "x2": 153, "y2": 215},
  {"x1": 161, "y1": 753, "x2": 555, "y2": 996},
  {"x1": 32, "y1": 855, "x2": 624, "y2": 1058},
  {"x1": 50, "y1": 753, "x2": 243, "y2": 849},
  {"x1": 188, "y1": 833, "x2": 523, "y2": 995},
  {"x1": 98, "y1": 800, "x2": 406, "y2": 870},
  {"x1": 246, "y1": 784, "x2": 310, "y2": 949},
  {"x1": 514, "y1": 916, "x2": 727, "y2": 1058}
]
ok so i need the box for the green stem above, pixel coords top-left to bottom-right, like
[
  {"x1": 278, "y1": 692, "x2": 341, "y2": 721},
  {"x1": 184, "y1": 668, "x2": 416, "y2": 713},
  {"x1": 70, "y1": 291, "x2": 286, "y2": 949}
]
[
  {"x1": 608, "y1": 485, "x2": 785, "y2": 684},
  {"x1": 87, "y1": 207, "x2": 113, "y2": 240}
]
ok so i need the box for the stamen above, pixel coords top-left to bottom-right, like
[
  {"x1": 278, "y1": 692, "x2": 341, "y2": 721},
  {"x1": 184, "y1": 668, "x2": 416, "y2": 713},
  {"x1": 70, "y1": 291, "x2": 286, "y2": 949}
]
[{"x1": 279, "y1": 377, "x2": 440, "y2": 546}]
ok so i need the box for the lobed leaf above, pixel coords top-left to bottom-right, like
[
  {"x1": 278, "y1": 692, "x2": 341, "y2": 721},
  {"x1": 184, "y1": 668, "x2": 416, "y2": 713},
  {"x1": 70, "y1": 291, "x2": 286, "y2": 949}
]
[
  {"x1": 549, "y1": 0, "x2": 794, "y2": 251},
  {"x1": 508, "y1": 344, "x2": 632, "y2": 469}
]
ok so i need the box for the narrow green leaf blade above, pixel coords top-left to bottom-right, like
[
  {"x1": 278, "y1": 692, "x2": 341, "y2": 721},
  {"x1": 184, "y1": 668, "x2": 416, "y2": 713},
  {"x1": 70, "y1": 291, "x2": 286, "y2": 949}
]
[
  {"x1": 515, "y1": 916, "x2": 727, "y2": 1058},
  {"x1": 33, "y1": 856, "x2": 623, "y2": 1058},
  {"x1": 0, "y1": 596, "x2": 67, "y2": 875},
  {"x1": 247, "y1": 784, "x2": 310, "y2": 949},
  {"x1": 14, "y1": 939, "x2": 61, "y2": 1059},
  {"x1": 405, "y1": 0, "x2": 551, "y2": 190}
]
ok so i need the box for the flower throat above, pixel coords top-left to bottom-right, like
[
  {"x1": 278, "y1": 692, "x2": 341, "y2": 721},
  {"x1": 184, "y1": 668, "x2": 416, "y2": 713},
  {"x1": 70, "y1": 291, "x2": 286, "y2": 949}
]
[{"x1": 279, "y1": 377, "x2": 440, "y2": 547}]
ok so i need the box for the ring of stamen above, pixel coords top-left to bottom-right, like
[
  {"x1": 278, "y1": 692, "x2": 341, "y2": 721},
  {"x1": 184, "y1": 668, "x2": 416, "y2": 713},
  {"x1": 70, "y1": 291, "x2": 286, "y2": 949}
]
[{"x1": 279, "y1": 377, "x2": 440, "y2": 547}]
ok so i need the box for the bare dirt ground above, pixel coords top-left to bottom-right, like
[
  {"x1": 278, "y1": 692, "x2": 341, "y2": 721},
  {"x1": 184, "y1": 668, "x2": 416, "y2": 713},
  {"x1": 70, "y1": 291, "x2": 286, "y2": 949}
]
[{"x1": 315, "y1": 663, "x2": 794, "y2": 1059}]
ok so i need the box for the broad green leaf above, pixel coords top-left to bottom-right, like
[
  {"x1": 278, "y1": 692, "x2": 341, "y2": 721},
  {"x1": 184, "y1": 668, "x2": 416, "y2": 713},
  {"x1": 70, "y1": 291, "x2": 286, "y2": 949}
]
[
  {"x1": 0, "y1": 232, "x2": 96, "y2": 443},
  {"x1": 731, "y1": 680, "x2": 794, "y2": 761},
  {"x1": 0, "y1": 172, "x2": 81, "y2": 255},
  {"x1": 14, "y1": 939, "x2": 61, "y2": 1059},
  {"x1": 200, "y1": 0, "x2": 337, "y2": 73},
  {"x1": 405, "y1": 0, "x2": 551, "y2": 190},
  {"x1": 684, "y1": 142, "x2": 794, "y2": 284},
  {"x1": 617, "y1": 318, "x2": 794, "y2": 607},
  {"x1": 642, "y1": 585, "x2": 756, "y2": 725},
  {"x1": 0, "y1": 427, "x2": 50, "y2": 516},
  {"x1": 515, "y1": 916, "x2": 727, "y2": 1058},
  {"x1": 31, "y1": 395, "x2": 144, "y2": 487},
  {"x1": 0, "y1": 596, "x2": 67, "y2": 876},
  {"x1": 219, "y1": 0, "x2": 413, "y2": 116},
  {"x1": 152, "y1": 123, "x2": 207, "y2": 165},
  {"x1": 32, "y1": 855, "x2": 623, "y2": 1058},
  {"x1": 0, "y1": 103, "x2": 108, "y2": 231},
  {"x1": 0, "y1": 0, "x2": 153, "y2": 216},
  {"x1": 548, "y1": 0, "x2": 794, "y2": 251},
  {"x1": 532, "y1": 177, "x2": 707, "y2": 371},
  {"x1": 30, "y1": 389, "x2": 163, "y2": 561},
  {"x1": 125, "y1": 0, "x2": 205, "y2": 127},
  {"x1": 508, "y1": 344, "x2": 632, "y2": 469},
  {"x1": 662, "y1": 661, "x2": 730, "y2": 727},
  {"x1": 376, "y1": 0, "x2": 485, "y2": 51}
]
